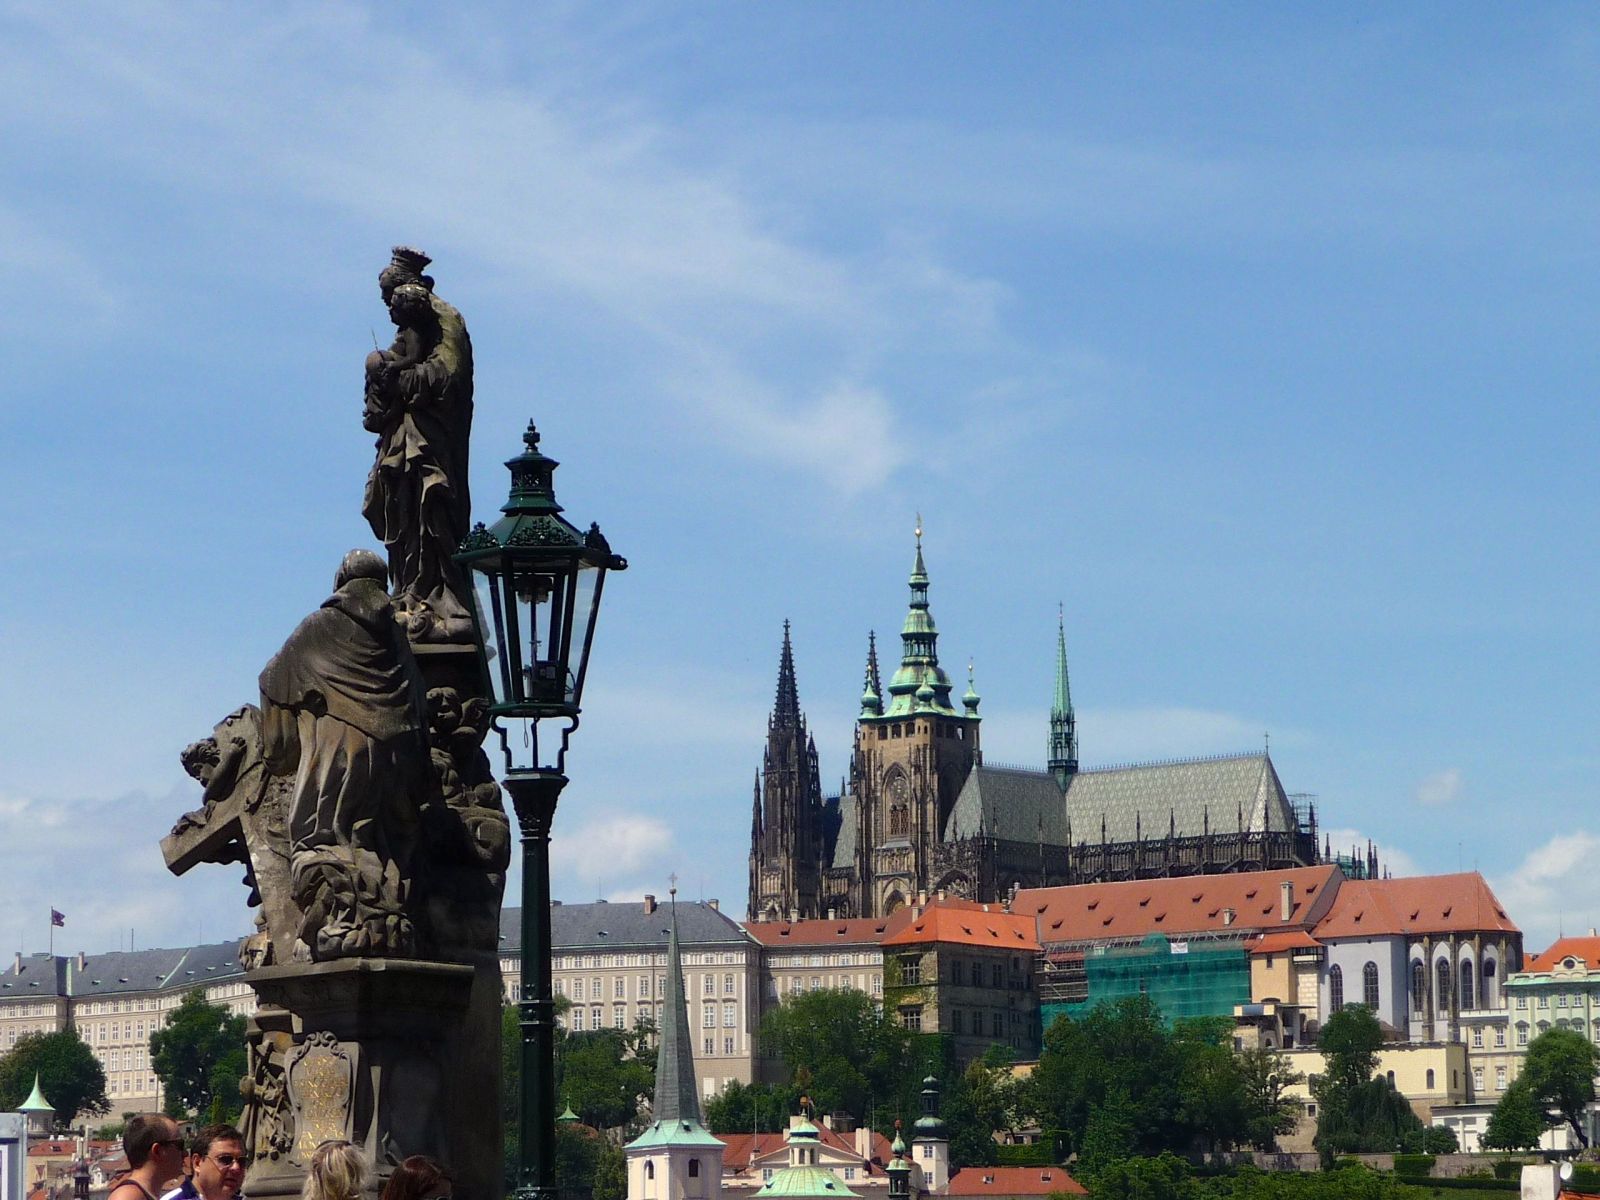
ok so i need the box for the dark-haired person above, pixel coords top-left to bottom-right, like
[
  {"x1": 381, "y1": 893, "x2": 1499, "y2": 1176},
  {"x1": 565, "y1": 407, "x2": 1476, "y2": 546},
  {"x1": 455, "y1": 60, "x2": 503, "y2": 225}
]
[
  {"x1": 379, "y1": 1156, "x2": 452, "y2": 1200},
  {"x1": 109, "y1": 1114, "x2": 186, "y2": 1200},
  {"x1": 160, "y1": 1125, "x2": 248, "y2": 1200}
]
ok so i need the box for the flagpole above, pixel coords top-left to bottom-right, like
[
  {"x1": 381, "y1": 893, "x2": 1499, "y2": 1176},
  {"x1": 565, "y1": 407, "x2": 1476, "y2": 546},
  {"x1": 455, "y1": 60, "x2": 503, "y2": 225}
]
[{"x1": 48, "y1": 908, "x2": 53, "y2": 957}]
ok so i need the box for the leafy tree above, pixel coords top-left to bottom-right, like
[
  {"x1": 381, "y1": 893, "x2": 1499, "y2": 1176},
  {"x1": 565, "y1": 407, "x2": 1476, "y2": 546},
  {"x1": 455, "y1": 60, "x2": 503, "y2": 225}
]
[
  {"x1": 1173, "y1": 1017, "x2": 1248, "y2": 1152},
  {"x1": 705, "y1": 1080, "x2": 802, "y2": 1134},
  {"x1": 1029, "y1": 995, "x2": 1183, "y2": 1158},
  {"x1": 0, "y1": 1030, "x2": 108, "y2": 1124},
  {"x1": 1523, "y1": 1027, "x2": 1600, "y2": 1148},
  {"x1": 1086, "y1": 1150, "x2": 1195, "y2": 1200},
  {"x1": 759, "y1": 989, "x2": 911, "y2": 1120},
  {"x1": 1420, "y1": 1124, "x2": 1458, "y2": 1153},
  {"x1": 942, "y1": 1055, "x2": 1025, "y2": 1167},
  {"x1": 1482, "y1": 1076, "x2": 1545, "y2": 1151},
  {"x1": 1317, "y1": 1006, "x2": 1383, "y2": 1094},
  {"x1": 1075, "y1": 1085, "x2": 1139, "y2": 1179},
  {"x1": 591, "y1": 1140, "x2": 627, "y2": 1200},
  {"x1": 149, "y1": 990, "x2": 246, "y2": 1120},
  {"x1": 1236, "y1": 1046, "x2": 1304, "y2": 1151},
  {"x1": 1309, "y1": 1005, "x2": 1421, "y2": 1154},
  {"x1": 559, "y1": 1027, "x2": 657, "y2": 1131}
]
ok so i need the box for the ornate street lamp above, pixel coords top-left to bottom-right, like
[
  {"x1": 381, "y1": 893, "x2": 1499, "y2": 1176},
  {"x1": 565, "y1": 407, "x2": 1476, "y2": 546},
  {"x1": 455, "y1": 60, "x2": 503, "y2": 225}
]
[{"x1": 456, "y1": 420, "x2": 626, "y2": 1200}]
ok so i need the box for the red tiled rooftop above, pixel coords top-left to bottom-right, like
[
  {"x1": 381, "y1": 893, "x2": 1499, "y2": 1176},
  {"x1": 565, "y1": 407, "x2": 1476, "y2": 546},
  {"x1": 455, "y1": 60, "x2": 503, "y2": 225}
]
[
  {"x1": 881, "y1": 900, "x2": 1041, "y2": 952},
  {"x1": 742, "y1": 914, "x2": 909, "y2": 947},
  {"x1": 717, "y1": 1128, "x2": 890, "y2": 1172},
  {"x1": 1312, "y1": 873, "x2": 1517, "y2": 940},
  {"x1": 1525, "y1": 935, "x2": 1600, "y2": 973},
  {"x1": 1250, "y1": 929, "x2": 1322, "y2": 955},
  {"x1": 945, "y1": 1166, "x2": 1087, "y2": 1196},
  {"x1": 1017, "y1": 865, "x2": 1341, "y2": 946}
]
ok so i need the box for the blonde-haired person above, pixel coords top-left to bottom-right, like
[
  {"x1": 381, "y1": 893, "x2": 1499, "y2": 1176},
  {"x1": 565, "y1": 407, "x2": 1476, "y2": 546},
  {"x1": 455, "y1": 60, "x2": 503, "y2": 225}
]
[{"x1": 302, "y1": 1140, "x2": 369, "y2": 1200}]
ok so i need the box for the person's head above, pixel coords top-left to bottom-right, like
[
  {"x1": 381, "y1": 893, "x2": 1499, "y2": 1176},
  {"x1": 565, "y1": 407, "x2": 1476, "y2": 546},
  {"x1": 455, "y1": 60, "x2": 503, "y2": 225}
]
[
  {"x1": 334, "y1": 549, "x2": 388, "y2": 592},
  {"x1": 186, "y1": 1125, "x2": 246, "y2": 1200},
  {"x1": 380, "y1": 1156, "x2": 452, "y2": 1200},
  {"x1": 124, "y1": 1114, "x2": 184, "y2": 1174},
  {"x1": 302, "y1": 1140, "x2": 368, "y2": 1200}
]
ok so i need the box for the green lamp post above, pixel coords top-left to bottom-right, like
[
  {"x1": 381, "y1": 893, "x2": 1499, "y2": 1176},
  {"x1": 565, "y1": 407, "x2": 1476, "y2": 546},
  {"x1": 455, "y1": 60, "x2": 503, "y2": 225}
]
[{"x1": 456, "y1": 421, "x2": 626, "y2": 1200}]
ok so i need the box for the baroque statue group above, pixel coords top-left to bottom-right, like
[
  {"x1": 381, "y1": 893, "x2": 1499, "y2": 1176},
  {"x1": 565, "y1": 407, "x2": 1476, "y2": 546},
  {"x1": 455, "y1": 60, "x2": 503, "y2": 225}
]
[{"x1": 162, "y1": 249, "x2": 509, "y2": 1200}]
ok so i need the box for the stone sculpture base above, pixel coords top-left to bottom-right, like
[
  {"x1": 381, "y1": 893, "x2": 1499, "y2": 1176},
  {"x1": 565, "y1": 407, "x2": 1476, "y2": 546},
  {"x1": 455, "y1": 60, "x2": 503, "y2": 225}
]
[{"x1": 242, "y1": 958, "x2": 477, "y2": 1200}]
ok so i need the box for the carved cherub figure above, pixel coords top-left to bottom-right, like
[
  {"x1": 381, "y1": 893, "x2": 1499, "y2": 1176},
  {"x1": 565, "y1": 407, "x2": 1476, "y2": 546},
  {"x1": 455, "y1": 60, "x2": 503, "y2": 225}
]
[{"x1": 363, "y1": 283, "x2": 442, "y2": 432}]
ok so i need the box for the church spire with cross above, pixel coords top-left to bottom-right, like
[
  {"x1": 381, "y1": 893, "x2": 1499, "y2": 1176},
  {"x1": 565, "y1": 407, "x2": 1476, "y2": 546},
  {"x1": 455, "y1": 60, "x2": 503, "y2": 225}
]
[
  {"x1": 883, "y1": 516, "x2": 958, "y2": 716},
  {"x1": 625, "y1": 883, "x2": 725, "y2": 1196},
  {"x1": 748, "y1": 622, "x2": 825, "y2": 922}
]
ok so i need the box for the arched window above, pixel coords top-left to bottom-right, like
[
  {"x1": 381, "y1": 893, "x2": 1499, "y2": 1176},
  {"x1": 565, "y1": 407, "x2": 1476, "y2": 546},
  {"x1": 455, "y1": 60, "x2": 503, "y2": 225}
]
[
  {"x1": 1363, "y1": 962, "x2": 1380, "y2": 1010},
  {"x1": 1386, "y1": 1070, "x2": 1396, "y2": 1085},
  {"x1": 1411, "y1": 960, "x2": 1426, "y2": 1013},
  {"x1": 1460, "y1": 959, "x2": 1475, "y2": 1010},
  {"x1": 689, "y1": 1160, "x2": 700, "y2": 1179},
  {"x1": 646, "y1": 1163, "x2": 656, "y2": 1180},
  {"x1": 1483, "y1": 958, "x2": 1497, "y2": 1006},
  {"x1": 1436, "y1": 959, "x2": 1452, "y2": 1009},
  {"x1": 1426, "y1": 1068, "x2": 1435, "y2": 1090},
  {"x1": 1329, "y1": 964, "x2": 1344, "y2": 1012},
  {"x1": 889, "y1": 803, "x2": 908, "y2": 837}
]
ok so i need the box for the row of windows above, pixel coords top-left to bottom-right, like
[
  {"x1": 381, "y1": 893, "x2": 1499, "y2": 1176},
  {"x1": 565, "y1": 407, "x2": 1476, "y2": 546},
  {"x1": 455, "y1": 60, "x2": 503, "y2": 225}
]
[
  {"x1": 556, "y1": 973, "x2": 742, "y2": 1001},
  {"x1": 556, "y1": 951, "x2": 743, "y2": 969},
  {"x1": 1406, "y1": 958, "x2": 1498, "y2": 1013},
  {"x1": 1327, "y1": 958, "x2": 1500, "y2": 1014},
  {"x1": 1513, "y1": 991, "x2": 1592, "y2": 1010},
  {"x1": 770, "y1": 952, "x2": 881, "y2": 968},
  {"x1": 700, "y1": 1035, "x2": 740, "y2": 1057},
  {"x1": 783, "y1": 975, "x2": 882, "y2": 997},
  {"x1": 949, "y1": 1009, "x2": 1015, "y2": 1037}
]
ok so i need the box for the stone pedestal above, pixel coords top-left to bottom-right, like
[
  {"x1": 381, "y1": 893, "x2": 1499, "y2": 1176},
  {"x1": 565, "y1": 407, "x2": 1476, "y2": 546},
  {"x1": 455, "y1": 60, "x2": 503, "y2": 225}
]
[{"x1": 242, "y1": 958, "x2": 476, "y2": 1200}]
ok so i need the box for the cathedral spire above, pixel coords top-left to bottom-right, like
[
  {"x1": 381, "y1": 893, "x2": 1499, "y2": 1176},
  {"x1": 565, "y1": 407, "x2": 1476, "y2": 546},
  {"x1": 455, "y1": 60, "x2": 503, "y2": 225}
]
[
  {"x1": 1048, "y1": 607, "x2": 1078, "y2": 787},
  {"x1": 773, "y1": 619, "x2": 800, "y2": 727},
  {"x1": 883, "y1": 518, "x2": 957, "y2": 716}
]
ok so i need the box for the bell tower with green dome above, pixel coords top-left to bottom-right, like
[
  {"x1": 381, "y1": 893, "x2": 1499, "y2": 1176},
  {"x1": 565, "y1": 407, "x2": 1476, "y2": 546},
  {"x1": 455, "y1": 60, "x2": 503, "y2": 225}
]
[{"x1": 842, "y1": 522, "x2": 981, "y2": 918}]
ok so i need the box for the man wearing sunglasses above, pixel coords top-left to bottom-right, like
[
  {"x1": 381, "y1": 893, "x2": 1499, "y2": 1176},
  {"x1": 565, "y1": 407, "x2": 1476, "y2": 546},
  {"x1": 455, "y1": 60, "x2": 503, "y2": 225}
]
[{"x1": 159, "y1": 1124, "x2": 248, "y2": 1200}]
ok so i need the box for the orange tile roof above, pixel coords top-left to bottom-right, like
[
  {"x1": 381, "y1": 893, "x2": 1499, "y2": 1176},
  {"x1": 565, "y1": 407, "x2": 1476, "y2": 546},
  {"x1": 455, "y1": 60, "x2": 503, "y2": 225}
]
[
  {"x1": 717, "y1": 1128, "x2": 890, "y2": 1172},
  {"x1": 742, "y1": 913, "x2": 909, "y2": 947},
  {"x1": 1249, "y1": 929, "x2": 1322, "y2": 955},
  {"x1": 1017, "y1": 865, "x2": 1342, "y2": 946},
  {"x1": 1526, "y1": 935, "x2": 1600, "y2": 973},
  {"x1": 879, "y1": 900, "x2": 1041, "y2": 951},
  {"x1": 1312, "y1": 872, "x2": 1517, "y2": 939},
  {"x1": 944, "y1": 1166, "x2": 1087, "y2": 1196}
]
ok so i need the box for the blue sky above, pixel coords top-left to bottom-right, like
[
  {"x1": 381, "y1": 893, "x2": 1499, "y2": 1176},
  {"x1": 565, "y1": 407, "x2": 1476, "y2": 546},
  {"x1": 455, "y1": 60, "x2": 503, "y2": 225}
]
[{"x1": 2, "y1": 2, "x2": 1597, "y2": 956}]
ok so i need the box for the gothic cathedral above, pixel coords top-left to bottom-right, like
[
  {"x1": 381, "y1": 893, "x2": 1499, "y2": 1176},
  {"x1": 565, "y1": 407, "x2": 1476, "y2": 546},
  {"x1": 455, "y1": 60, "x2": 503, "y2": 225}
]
[{"x1": 747, "y1": 531, "x2": 1325, "y2": 923}]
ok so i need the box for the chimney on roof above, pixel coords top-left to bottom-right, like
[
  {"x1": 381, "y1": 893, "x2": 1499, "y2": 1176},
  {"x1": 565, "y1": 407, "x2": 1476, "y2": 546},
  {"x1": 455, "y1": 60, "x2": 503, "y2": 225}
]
[
  {"x1": 855, "y1": 1124, "x2": 873, "y2": 1162},
  {"x1": 643, "y1": 895, "x2": 656, "y2": 915},
  {"x1": 827, "y1": 908, "x2": 836, "y2": 920},
  {"x1": 76, "y1": 952, "x2": 86, "y2": 973},
  {"x1": 789, "y1": 907, "x2": 799, "y2": 923},
  {"x1": 821, "y1": 1114, "x2": 833, "y2": 1130},
  {"x1": 708, "y1": 899, "x2": 719, "y2": 912},
  {"x1": 12, "y1": 952, "x2": 19, "y2": 974},
  {"x1": 1591, "y1": 929, "x2": 1597, "y2": 938},
  {"x1": 937, "y1": 889, "x2": 946, "y2": 901},
  {"x1": 1222, "y1": 908, "x2": 1236, "y2": 927},
  {"x1": 1281, "y1": 881, "x2": 1294, "y2": 923}
]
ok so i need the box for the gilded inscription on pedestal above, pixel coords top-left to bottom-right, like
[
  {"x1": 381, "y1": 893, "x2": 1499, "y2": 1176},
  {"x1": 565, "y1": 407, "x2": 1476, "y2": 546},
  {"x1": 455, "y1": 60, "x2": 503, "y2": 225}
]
[{"x1": 287, "y1": 1032, "x2": 355, "y2": 1161}]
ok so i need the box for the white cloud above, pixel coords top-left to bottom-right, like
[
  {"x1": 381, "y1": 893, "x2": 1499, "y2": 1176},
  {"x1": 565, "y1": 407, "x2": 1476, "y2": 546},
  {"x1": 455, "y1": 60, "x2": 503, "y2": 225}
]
[
  {"x1": 549, "y1": 811, "x2": 676, "y2": 895},
  {"x1": 1320, "y1": 827, "x2": 1422, "y2": 880},
  {"x1": 1415, "y1": 767, "x2": 1463, "y2": 807},
  {"x1": 0, "y1": 787, "x2": 254, "y2": 957},
  {"x1": 1491, "y1": 832, "x2": 1600, "y2": 952}
]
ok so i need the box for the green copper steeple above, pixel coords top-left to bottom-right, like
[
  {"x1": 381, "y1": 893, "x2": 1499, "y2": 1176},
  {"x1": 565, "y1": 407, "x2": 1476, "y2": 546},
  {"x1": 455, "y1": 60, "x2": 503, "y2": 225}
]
[
  {"x1": 626, "y1": 887, "x2": 722, "y2": 1150},
  {"x1": 1048, "y1": 608, "x2": 1077, "y2": 787},
  {"x1": 882, "y1": 519, "x2": 958, "y2": 718}
]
